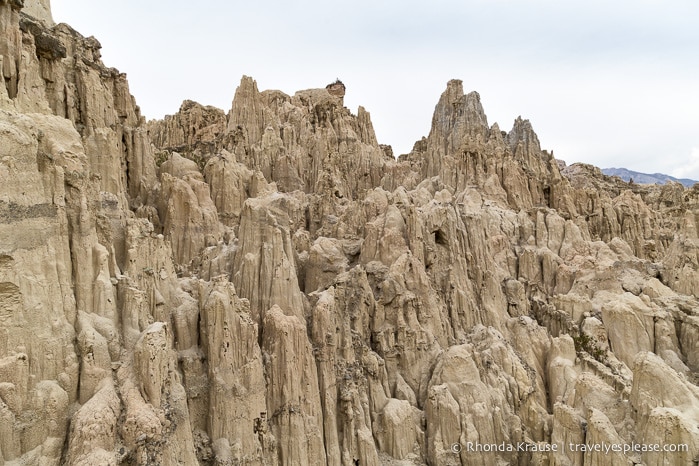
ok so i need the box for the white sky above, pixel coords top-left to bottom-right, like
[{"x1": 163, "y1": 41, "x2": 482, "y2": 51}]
[{"x1": 51, "y1": 0, "x2": 699, "y2": 180}]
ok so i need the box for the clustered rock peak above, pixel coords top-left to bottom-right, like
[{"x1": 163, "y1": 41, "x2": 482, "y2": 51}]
[{"x1": 1, "y1": 1, "x2": 698, "y2": 465}]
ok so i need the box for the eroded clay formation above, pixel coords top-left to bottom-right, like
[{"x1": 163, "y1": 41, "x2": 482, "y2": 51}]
[{"x1": 1, "y1": 1, "x2": 698, "y2": 465}]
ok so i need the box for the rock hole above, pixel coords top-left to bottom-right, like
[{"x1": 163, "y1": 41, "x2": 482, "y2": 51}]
[{"x1": 434, "y1": 230, "x2": 447, "y2": 246}]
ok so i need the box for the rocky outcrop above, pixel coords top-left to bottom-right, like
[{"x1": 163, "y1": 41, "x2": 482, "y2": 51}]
[
  {"x1": 401, "y1": 79, "x2": 574, "y2": 214},
  {"x1": 151, "y1": 75, "x2": 389, "y2": 198},
  {"x1": 20, "y1": 0, "x2": 52, "y2": 25},
  {"x1": 147, "y1": 100, "x2": 229, "y2": 168},
  {"x1": 1, "y1": 1, "x2": 699, "y2": 465}
]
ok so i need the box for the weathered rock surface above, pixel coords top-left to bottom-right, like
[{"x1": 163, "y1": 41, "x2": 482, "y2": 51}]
[{"x1": 1, "y1": 1, "x2": 698, "y2": 465}]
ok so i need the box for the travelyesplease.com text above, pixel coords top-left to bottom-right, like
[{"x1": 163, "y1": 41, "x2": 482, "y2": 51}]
[{"x1": 450, "y1": 441, "x2": 689, "y2": 455}]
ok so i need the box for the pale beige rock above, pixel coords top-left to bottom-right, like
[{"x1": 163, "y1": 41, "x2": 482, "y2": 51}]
[
  {"x1": 2, "y1": 4, "x2": 699, "y2": 462},
  {"x1": 630, "y1": 352, "x2": 699, "y2": 426},
  {"x1": 637, "y1": 407, "x2": 699, "y2": 466},
  {"x1": 232, "y1": 193, "x2": 306, "y2": 325},
  {"x1": 374, "y1": 399, "x2": 423, "y2": 459},
  {"x1": 308, "y1": 289, "x2": 342, "y2": 466},
  {"x1": 580, "y1": 316, "x2": 609, "y2": 352},
  {"x1": 118, "y1": 322, "x2": 198, "y2": 465},
  {"x1": 305, "y1": 236, "x2": 348, "y2": 293},
  {"x1": 120, "y1": 218, "x2": 180, "y2": 325},
  {"x1": 598, "y1": 291, "x2": 655, "y2": 368},
  {"x1": 425, "y1": 331, "x2": 539, "y2": 465},
  {"x1": 550, "y1": 403, "x2": 585, "y2": 466},
  {"x1": 394, "y1": 373, "x2": 417, "y2": 407},
  {"x1": 148, "y1": 100, "x2": 227, "y2": 153},
  {"x1": 425, "y1": 384, "x2": 461, "y2": 465},
  {"x1": 133, "y1": 322, "x2": 169, "y2": 407},
  {"x1": 547, "y1": 335, "x2": 578, "y2": 405},
  {"x1": 679, "y1": 315, "x2": 699, "y2": 371},
  {"x1": 66, "y1": 378, "x2": 120, "y2": 466},
  {"x1": 160, "y1": 151, "x2": 203, "y2": 181},
  {"x1": 76, "y1": 312, "x2": 112, "y2": 404},
  {"x1": 262, "y1": 306, "x2": 326, "y2": 465},
  {"x1": 160, "y1": 171, "x2": 220, "y2": 265},
  {"x1": 572, "y1": 372, "x2": 629, "y2": 435},
  {"x1": 203, "y1": 150, "x2": 252, "y2": 226},
  {"x1": 0, "y1": 1, "x2": 22, "y2": 102},
  {"x1": 0, "y1": 110, "x2": 80, "y2": 463},
  {"x1": 583, "y1": 408, "x2": 632, "y2": 466},
  {"x1": 200, "y1": 279, "x2": 273, "y2": 464},
  {"x1": 223, "y1": 76, "x2": 387, "y2": 197}
]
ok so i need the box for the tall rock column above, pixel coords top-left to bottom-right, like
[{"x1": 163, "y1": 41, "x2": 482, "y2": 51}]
[
  {"x1": 232, "y1": 193, "x2": 306, "y2": 325},
  {"x1": 262, "y1": 306, "x2": 326, "y2": 465},
  {"x1": 0, "y1": 0, "x2": 22, "y2": 100},
  {"x1": 200, "y1": 279, "x2": 274, "y2": 464}
]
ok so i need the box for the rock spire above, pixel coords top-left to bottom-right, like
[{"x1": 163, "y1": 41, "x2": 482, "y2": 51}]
[{"x1": 0, "y1": 3, "x2": 698, "y2": 464}]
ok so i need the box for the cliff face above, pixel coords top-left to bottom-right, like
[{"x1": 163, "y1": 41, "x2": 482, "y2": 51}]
[{"x1": 1, "y1": 1, "x2": 699, "y2": 465}]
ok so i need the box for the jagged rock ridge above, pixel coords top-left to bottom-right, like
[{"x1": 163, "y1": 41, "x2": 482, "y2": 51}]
[
  {"x1": 602, "y1": 167, "x2": 698, "y2": 188},
  {"x1": 1, "y1": 1, "x2": 699, "y2": 465}
]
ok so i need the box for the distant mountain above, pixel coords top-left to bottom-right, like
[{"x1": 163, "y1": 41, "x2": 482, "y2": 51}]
[{"x1": 602, "y1": 167, "x2": 698, "y2": 187}]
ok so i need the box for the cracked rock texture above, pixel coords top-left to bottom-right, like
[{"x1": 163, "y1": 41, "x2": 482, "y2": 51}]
[{"x1": 1, "y1": 1, "x2": 699, "y2": 465}]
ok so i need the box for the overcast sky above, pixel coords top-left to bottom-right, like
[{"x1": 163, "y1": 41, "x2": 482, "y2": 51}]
[{"x1": 51, "y1": 1, "x2": 699, "y2": 180}]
